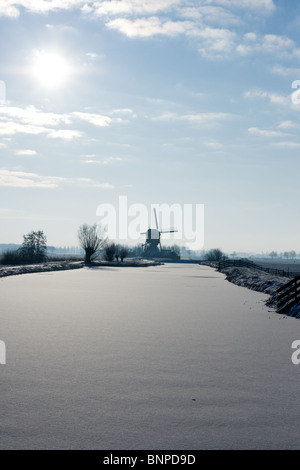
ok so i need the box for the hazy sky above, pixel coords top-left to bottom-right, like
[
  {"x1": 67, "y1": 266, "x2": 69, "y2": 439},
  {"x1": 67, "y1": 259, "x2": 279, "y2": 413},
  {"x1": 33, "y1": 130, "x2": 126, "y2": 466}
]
[{"x1": 0, "y1": 0, "x2": 300, "y2": 252}]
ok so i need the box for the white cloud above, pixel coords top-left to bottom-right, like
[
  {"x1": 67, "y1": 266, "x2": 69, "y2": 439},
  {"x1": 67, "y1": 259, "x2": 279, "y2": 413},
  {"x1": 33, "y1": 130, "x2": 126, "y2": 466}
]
[
  {"x1": 0, "y1": 167, "x2": 114, "y2": 189},
  {"x1": 82, "y1": 156, "x2": 123, "y2": 164},
  {"x1": 248, "y1": 127, "x2": 284, "y2": 138},
  {"x1": 261, "y1": 34, "x2": 294, "y2": 53},
  {"x1": 203, "y1": 0, "x2": 275, "y2": 11},
  {"x1": 93, "y1": 0, "x2": 278, "y2": 60},
  {"x1": 106, "y1": 15, "x2": 235, "y2": 57},
  {"x1": 237, "y1": 33, "x2": 300, "y2": 57},
  {"x1": 86, "y1": 52, "x2": 99, "y2": 60},
  {"x1": 0, "y1": 1, "x2": 19, "y2": 17},
  {"x1": 204, "y1": 141, "x2": 223, "y2": 149},
  {"x1": 0, "y1": 169, "x2": 59, "y2": 188},
  {"x1": 0, "y1": 104, "x2": 119, "y2": 140},
  {"x1": 0, "y1": 0, "x2": 276, "y2": 19},
  {"x1": 272, "y1": 141, "x2": 300, "y2": 148},
  {"x1": 0, "y1": 121, "x2": 50, "y2": 136},
  {"x1": 271, "y1": 65, "x2": 300, "y2": 76},
  {"x1": 194, "y1": 26, "x2": 236, "y2": 56},
  {"x1": 244, "y1": 89, "x2": 289, "y2": 106},
  {"x1": 2, "y1": 0, "x2": 87, "y2": 16},
  {"x1": 47, "y1": 129, "x2": 83, "y2": 140},
  {"x1": 236, "y1": 44, "x2": 253, "y2": 55},
  {"x1": 0, "y1": 120, "x2": 83, "y2": 139},
  {"x1": 75, "y1": 177, "x2": 114, "y2": 188},
  {"x1": 80, "y1": 154, "x2": 97, "y2": 159},
  {"x1": 15, "y1": 149, "x2": 37, "y2": 155},
  {"x1": 153, "y1": 111, "x2": 230, "y2": 124},
  {"x1": 72, "y1": 112, "x2": 112, "y2": 127},
  {"x1": 0, "y1": 207, "x2": 13, "y2": 214},
  {"x1": 182, "y1": 112, "x2": 230, "y2": 123},
  {"x1": 278, "y1": 121, "x2": 296, "y2": 129},
  {"x1": 0, "y1": 105, "x2": 71, "y2": 126},
  {"x1": 106, "y1": 16, "x2": 194, "y2": 38},
  {"x1": 0, "y1": 0, "x2": 282, "y2": 61},
  {"x1": 92, "y1": 0, "x2": 180, "y2": 16},
  {"x1": 92, "y1": 182, "x2": 115, "y2": 189},
  {"x1": 178, "y1": 5, "x2": 240, "y2": 26},
  {"x1": 110, "y1": 108, "x2": 135, "y2": 115},
  {"x1": 244, "y1": 32, "x2": 257, "y2": 41},
  {"x1": 89, "y1": 0, "x2": 275, "y2": 19}
]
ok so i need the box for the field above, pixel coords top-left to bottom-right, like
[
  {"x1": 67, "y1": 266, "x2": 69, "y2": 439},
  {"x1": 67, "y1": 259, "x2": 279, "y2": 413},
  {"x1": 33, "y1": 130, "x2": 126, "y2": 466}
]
[{"x1": 253, "y1": 259, "x2": 300, "y2": 274}]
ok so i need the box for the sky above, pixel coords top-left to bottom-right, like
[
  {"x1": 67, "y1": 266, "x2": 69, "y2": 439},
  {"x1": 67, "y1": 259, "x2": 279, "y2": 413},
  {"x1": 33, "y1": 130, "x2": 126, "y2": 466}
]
[{"x1": 0, "y1": 0, "x2": 300, "y2": 253}]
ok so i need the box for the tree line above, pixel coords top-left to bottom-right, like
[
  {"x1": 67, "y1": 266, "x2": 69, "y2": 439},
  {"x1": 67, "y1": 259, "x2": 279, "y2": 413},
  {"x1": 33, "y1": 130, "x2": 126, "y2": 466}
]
[{"x1": 0, "y1": 224, "x2": 180, "y2": 266}]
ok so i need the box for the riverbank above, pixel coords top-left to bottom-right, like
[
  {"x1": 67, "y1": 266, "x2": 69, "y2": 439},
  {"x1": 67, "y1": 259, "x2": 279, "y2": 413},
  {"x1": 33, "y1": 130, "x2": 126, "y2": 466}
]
[
  {"x1": 219, "y1": 265, "x2": 300, "y2": 318},
  {"x1": 0, "y1": 258, "x2": 162, "y2": 278}
]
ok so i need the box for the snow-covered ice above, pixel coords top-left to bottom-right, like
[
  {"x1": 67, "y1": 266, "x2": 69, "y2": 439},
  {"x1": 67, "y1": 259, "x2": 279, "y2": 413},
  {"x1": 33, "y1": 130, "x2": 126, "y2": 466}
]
[{"x1": 1, "y1": 263, "x2": 300, "y2": 450}]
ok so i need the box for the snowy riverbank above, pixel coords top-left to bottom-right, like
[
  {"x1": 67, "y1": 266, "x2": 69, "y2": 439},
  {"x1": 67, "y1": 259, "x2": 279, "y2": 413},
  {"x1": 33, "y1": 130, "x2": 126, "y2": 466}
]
[
  {"x1": 0, "y1": 258, "x2": 161, "y2": 278},
  {"x1": 219, "y1": 266, "x2": 300, "y2": 318},
  {"x1": 0, "y1": 261, "x2": 85, "y2": 278}
]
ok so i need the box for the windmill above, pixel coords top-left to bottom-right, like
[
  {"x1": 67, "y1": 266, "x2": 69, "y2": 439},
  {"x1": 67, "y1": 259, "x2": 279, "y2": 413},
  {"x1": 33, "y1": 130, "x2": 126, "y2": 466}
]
[{"x1": 141, "y1": 208, "x2": 177, "y2": 258}]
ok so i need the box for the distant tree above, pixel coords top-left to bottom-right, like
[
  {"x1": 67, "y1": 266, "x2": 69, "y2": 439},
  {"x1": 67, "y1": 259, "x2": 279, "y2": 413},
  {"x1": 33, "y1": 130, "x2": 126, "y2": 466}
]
[
  {"x1": 120, "y1": 246, "x2": 129, "y2": 262},
  {"x1": 283, "y1": 251, "x2": 289, "y2": 260},
  {"x1": 289, "y1": 250, "x2": 296, "y2": 260},
  {"x1": 115, "y1": 244, "x2": 120, "y2": 262},
  {"x1": 162, "y1": 244, "x2": 180, "y2": 260},
  {"x1": 269, "y1": 251, "x2": 278, "y2": 259},
  {"x1": 204, "y1": 248, "x2": 227, "y2": 262},
  {"x1": 1, "y1": 250, "x2": 24, "y2": 266},
  {"x1": 19, "y1": 230, "x2": 47, "y2": 263},
  {"x1": 103, "y1": 243, "x2": 116, "y2": 262},
  {"x1": 78, "y1": 224, "x2": 105, "y2": 263},
  {"x1": 130, "y1": 244, "x2": 144, "y2": 258},
  {"x1": 170, "y1": 245, "x2": 180, "y2": 257}
]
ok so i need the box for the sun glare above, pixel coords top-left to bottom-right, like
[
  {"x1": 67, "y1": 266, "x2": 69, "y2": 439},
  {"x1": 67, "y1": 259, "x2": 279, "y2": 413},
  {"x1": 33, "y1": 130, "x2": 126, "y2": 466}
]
[{"x1": 33, "y1": 51, "x2": 70, "y2": 88}]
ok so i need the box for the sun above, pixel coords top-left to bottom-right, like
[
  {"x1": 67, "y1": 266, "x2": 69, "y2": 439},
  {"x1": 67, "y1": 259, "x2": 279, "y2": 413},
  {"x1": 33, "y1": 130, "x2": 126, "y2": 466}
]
[{"x1": 33, "y1": 51, "x2": 70, "y2": 88}]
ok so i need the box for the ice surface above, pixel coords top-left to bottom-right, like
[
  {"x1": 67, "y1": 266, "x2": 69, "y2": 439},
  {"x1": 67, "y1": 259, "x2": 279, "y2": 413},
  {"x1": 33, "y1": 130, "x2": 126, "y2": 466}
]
[{"x1": 1, "y1": 264, "x2": 300, "y2": 450}]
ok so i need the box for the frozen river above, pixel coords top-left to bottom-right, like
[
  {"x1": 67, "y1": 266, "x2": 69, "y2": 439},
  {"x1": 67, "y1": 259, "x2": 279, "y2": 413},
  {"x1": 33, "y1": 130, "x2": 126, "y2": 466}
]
[{"x1": 1, "y1": 263, "x2": 300, "y2": 450}]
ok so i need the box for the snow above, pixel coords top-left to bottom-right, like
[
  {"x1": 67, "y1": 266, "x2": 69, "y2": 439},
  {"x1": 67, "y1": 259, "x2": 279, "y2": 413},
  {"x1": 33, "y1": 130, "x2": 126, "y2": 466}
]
[
  {"x1": 0, "y1": 259, "x2": 160, "y2": 278},
  {"x1": 219, "y1": 266, "x2": 300, "y2": 318},
  {"x1": 1, "y1": 264, "x2": 300, "y2": 449},
  {"x1": 0, "y1": 261, "x2": 84, "y2": 278}
]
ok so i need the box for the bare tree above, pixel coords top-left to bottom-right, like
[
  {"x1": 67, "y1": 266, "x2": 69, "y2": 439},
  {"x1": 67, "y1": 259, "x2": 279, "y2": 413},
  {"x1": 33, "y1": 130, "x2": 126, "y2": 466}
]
[
  {"x1": 204, "y1": 248, "x2": 227, "y2": 262},
  {"x1": 103, "y1": 243, "x2": 116, "y2": 262},
  {"x1": 269, "y1": 251, "x2": 278, "y2": 259},
  {"x1": 115, "y1": 244, "x2": 120, "y2": 262},
  {"x1": 78, "y1": 224, "x2": 105, "y2": 263},
  {"x1": 120, "y1": 246, "x2": 129, "y2": 262}
]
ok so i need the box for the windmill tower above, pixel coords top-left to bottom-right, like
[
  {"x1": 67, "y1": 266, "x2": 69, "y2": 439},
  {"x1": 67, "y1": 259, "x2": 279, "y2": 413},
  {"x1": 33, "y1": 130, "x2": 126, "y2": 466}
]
[{"x1": 141, "y1": 208, "x2": 177, "y2": 258}]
